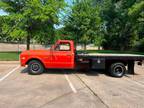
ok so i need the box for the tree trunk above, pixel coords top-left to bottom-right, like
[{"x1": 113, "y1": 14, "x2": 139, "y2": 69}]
[
  {"x1": 98, "y1": 45, "x2": 101, "y2": 50},
  {"x1": 83, "y1": 43, "x2": 87, "y2": 51},
  {"x1": 27, "y1": 35, "x2": 30, "y2": 50}
]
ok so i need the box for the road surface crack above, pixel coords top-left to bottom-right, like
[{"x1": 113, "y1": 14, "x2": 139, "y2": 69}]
[
  {"x1": 38, "y1": 87, "x2": 86, "y2": 108},
  {"x1": 75, "y1": 74, "x2": 110, "y2": 108}
]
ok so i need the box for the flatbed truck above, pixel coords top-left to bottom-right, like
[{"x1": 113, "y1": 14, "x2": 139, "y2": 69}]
[{"x1": 20, "y1": 40, "x2": 144, "y2": 77}]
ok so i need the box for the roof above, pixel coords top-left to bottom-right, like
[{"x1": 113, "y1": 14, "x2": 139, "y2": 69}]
[{"x1": 57, "y1": 40, "x2": 74, "y2": 43}]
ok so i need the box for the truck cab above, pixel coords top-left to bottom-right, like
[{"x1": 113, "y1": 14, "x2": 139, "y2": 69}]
[
  {"x1": 49, "y1": 40, "x2": 75, "y2": 69},
  {"x1": 20, "y1": 40, "x2": 75, "y2": 75}
]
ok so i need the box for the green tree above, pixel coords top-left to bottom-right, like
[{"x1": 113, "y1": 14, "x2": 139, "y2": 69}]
[
  {"x1": 128, "y1": 1, "x2": 144, "y2": 39},
  {"x1": 101, "y1": 0, "x2": 144, "y2": 51},
  {"x1": 128, "y1": 1, "x2": 144, "y2": 51},
  {"x1": 0, "y1": 0, "x2": 65, "y2": 50},
  {"x1": 0, "y1": 16, "x2": 16, "y2": 42},
  {"x1": 64, "y1": 0, "x2": 102, "y2": 50},
  {"x1": 0, "y1": 16, "x2": 3, "y2": 40},
  {"x1": 55, "y1": 27, "x2": 75, "y2": 40}
]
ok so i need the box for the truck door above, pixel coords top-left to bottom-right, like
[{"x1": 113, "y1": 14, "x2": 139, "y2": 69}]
[{"x1": 51, "y1": 42, "x2": 74, "y2": 69}]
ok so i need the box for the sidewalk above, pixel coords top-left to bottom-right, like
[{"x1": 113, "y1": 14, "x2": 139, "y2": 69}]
[{"x1": 0, "y1": 61, "x2": 20, "y2": 64}]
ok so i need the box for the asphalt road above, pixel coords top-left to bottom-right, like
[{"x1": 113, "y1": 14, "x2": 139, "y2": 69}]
[{"x1": 0, "y1": 62, "x2": 144, "y2": 108}]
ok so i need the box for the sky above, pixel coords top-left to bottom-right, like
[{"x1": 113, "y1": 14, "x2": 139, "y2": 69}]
[
  {"x1": 66, "y1": 0, "x2": 73, "y2": 5},
  {"x1": 0, "y1": 9, "x2": 7, "y2": 16},
  {"x1": 0, "y1": 0, "x2": 73, "y2": 16}
]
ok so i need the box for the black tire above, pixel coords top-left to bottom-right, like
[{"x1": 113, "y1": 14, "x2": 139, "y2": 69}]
[
  {"x1": 109, "y1": 62, "x2": 126, "y2": 78},
  {"x1": 28, "y1": 60, "x2": 44, "y2": 75}
]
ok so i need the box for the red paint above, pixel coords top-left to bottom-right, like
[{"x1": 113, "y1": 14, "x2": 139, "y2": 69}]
[{"x1": 20, "y1": 40, "x2": 75, "y2": 69}]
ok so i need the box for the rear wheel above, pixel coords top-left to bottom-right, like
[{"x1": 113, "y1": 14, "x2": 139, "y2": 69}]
[
  {"x1": 109, "y1": 62, "x2": 126, "y2": 78},
  {"x1": 28, "y1": 60, "x2": 44, "y2": 75}
]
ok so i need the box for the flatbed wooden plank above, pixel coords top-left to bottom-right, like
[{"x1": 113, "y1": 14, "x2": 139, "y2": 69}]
[
  {"x1": 77, "y1": 53, "x2": 144, "y2": 60},
  {"x1": 78, "y1": 53, "x2": 144, "y2": 57}
]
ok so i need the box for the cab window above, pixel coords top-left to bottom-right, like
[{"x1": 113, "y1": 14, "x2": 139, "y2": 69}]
[{"x1": 55, "y1": 42, "x2": 71, "y2": 51}]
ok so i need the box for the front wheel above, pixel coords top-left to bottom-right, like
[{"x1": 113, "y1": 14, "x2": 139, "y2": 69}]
[
  {"x1": 28, "y1": 60, "x2": 44, "y2": 75},
  {"x1": 109, "y1": 62, "x2": 126, "y2": 78}
]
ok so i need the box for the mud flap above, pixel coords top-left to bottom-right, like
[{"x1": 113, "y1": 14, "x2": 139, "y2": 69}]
[{"x1": 128, "y1": 60, "x2": 135, "y2": 74}]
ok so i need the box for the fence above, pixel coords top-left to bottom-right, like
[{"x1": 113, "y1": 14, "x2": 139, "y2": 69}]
[{"x1": 0, "y1": 42, "x2": 100, "y2": 52}]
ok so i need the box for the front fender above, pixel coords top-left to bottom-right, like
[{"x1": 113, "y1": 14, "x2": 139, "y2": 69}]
[{"x1": 26, "y1": 56, "x2": 46, "y2": 68}]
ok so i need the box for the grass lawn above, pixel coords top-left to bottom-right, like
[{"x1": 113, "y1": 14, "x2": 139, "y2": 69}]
[{"x1": 0, "y1": 52, "x2": 21, "y2": 61}]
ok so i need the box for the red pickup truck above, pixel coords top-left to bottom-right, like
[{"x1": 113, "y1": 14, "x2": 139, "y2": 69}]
[{"x1": 20, "y1": 40, "x2": 144, "y2": 77}]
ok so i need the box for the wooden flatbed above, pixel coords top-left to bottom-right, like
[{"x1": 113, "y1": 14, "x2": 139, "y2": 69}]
[
  {"x1": 77, "y1": 53, "x2": 144, "y2": 61},
  {"x1": 76, "y1": 53, "x2": 144, "y2": 77}
]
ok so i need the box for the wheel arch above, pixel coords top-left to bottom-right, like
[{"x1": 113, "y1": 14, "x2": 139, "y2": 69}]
[
  {"x1": 26, "y1": 58, "x2": 46, "y2": 68},
  {"x1": 106, "y1": 60, "x2": 128, "y2": 67}
]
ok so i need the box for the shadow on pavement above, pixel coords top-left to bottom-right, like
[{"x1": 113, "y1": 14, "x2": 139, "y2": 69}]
[{"x1": 21, "y1": 67, "x2": 109, "y2": 77}]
